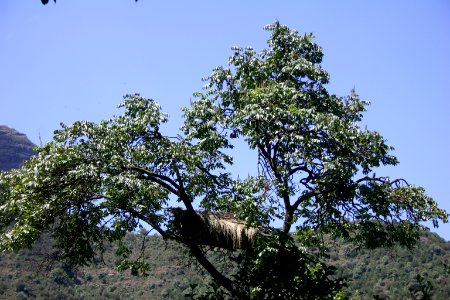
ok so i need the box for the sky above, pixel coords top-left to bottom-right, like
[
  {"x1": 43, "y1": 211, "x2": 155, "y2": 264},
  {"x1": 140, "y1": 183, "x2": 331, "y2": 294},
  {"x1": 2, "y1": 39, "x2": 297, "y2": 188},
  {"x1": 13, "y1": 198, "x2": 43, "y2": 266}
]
[{"x1": 0, "y1": 1, "x2": 449, "y2": 240}]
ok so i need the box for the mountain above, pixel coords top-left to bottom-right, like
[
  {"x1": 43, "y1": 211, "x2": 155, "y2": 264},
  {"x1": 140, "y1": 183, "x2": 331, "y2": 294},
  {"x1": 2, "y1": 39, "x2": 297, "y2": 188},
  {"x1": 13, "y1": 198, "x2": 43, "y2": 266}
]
[{"x1": 0, "y1": 125, "x2": 36, "y2": 171}]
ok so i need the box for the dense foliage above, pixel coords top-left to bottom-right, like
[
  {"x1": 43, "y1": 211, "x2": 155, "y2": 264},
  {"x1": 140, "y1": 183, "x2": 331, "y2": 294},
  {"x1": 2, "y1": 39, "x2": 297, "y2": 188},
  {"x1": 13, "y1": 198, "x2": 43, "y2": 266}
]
[{"x1": 0, "y1": 22, "x2": 448, "y2": 298}]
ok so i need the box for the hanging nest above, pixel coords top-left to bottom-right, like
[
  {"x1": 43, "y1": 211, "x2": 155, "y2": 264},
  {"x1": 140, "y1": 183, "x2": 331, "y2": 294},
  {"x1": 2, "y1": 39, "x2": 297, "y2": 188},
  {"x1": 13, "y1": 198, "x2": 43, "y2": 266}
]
[{"x1": 171, "y1": 208, "x2": 259, "y2": 250}]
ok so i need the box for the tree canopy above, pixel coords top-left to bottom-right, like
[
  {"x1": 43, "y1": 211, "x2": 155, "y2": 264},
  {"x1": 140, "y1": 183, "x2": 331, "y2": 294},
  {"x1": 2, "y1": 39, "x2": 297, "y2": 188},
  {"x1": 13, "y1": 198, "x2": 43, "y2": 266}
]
[{"x1": 0, "y1": 22, "x2": 447, "y2": 299}]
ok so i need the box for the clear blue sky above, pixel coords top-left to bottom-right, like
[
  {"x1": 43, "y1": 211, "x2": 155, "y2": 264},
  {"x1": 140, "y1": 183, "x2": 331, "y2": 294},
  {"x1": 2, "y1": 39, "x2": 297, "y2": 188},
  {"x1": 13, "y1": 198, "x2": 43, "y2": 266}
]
[{"x1": 1, "y1": 1, "x2": 449, "y2": 240}]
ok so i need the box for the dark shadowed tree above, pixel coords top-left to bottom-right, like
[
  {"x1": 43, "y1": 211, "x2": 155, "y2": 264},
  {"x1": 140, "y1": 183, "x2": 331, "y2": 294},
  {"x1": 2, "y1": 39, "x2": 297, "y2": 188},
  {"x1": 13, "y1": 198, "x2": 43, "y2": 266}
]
[{"x1": 0, "y1": 22, "x2": 447, "y2": 299}]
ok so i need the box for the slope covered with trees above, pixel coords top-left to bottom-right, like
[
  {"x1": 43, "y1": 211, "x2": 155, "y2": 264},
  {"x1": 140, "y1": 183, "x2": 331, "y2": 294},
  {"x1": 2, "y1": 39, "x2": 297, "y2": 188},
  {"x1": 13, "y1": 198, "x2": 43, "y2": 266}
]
[{"x1": 0, "y1": 231, "x2": 448, "y2": 299}]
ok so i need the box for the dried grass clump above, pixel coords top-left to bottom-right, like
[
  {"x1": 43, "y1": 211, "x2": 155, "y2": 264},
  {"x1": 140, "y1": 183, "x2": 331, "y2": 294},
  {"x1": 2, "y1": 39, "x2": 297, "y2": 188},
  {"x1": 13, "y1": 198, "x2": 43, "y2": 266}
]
[{"x1": 171, "y1": 209, "x2": 258, "y2": 250}]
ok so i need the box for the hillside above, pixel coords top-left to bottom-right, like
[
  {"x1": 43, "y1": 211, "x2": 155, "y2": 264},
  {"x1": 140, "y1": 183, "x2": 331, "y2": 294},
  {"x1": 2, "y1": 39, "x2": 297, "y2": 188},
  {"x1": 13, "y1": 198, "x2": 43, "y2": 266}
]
[
  {"x1": 0, "y1": 231, "x2": 448, "y2": 299},
  {"x1": 0, "y1": 127, "x2": 448, "y2": 299},
  {"x1": 0, "y1": 125, "x2": 36, "y2": 171},
  {"x1": 328, "y1": 231, "x2": 449, "y2": 299}
]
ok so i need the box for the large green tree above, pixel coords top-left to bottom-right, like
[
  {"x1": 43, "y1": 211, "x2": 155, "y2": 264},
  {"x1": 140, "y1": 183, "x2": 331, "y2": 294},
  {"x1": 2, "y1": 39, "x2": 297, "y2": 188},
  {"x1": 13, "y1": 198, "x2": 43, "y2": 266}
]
[{"x1": 0, "y1": 22, "x2": 447, "y2": 299}]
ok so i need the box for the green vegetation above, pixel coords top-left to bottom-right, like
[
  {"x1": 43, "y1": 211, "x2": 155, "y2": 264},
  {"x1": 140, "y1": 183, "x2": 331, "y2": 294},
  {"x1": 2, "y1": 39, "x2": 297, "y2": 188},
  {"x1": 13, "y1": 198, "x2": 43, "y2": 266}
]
[
  {"x1": 328, "y1": 231, "x2": 449, "y2": 299},
  {"x1": 0, "y1": 22, "x2": 448, "y2": 298},
  {"x1": 0, "y1": 231, "x2": 448, "y2": 299},
  {"x1": 0, "y1": 233, "x2": 201, "y2": 300}
]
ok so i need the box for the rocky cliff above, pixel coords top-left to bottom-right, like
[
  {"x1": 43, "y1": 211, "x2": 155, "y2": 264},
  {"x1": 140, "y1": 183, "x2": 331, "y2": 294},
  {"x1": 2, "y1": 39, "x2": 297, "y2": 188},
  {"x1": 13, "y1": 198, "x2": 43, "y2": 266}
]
[{"x1": 0, "y1": 125, "x2": 36, "y2": 171}]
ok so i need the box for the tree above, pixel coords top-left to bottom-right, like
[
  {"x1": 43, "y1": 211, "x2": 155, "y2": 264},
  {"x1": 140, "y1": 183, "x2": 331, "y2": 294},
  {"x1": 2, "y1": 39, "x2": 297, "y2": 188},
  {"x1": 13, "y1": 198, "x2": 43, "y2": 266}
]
[
  {"x1": 409, "y1": 274, "x2": 434, "y2": 300},
  {"x1": 0, "y1": 22, "x2": 447, "y2": 299}
]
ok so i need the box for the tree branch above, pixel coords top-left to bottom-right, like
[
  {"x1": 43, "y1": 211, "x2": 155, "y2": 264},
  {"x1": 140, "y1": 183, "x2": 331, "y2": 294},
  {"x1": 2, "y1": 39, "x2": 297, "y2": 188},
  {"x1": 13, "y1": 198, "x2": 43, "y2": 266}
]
[
  {"x1": 122, "y1": 165, "x2": 181, "y2": 196},
  {"x1": 188, "y1": 244, "x2": 238, "y2": 296},
  {"x1": 126, "y1": 207, "x2": 172, "y2": 240},
  {"x1": 173, "y1": 166, "x2": 194, "y2": 212},
  {"x1": 292, "y1": 190, "x2": 321, "y2": 213}
]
